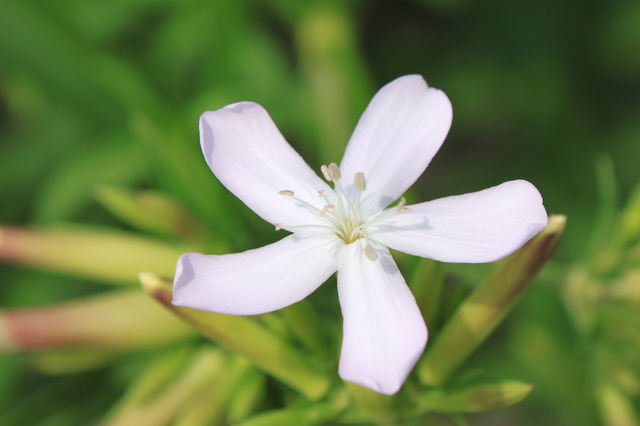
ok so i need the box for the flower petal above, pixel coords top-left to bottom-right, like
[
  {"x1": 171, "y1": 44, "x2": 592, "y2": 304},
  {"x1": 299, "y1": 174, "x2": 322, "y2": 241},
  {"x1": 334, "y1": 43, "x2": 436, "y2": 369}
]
[
  {"x1": 200, "y1": 102, "x2": 331, "y2": 229},
  {"x1": 369, "y1": 180, "x2": 548, "y2": 263},
  {"x1": 337, "y1": 240, "x2": 427, "y2": 395},
  {"x1": 173, "y1": 234, "x2": 341, "y2": 315},
  {"x1": 339, "y1": 75, "x2": 452, "y2": 215}
]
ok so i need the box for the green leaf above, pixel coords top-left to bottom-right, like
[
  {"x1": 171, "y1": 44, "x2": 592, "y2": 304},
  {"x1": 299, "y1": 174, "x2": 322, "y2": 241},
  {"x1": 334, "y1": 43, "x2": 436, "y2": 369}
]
[{"x1": 94, "y1": 186, "x2": 212, "y2": 249}]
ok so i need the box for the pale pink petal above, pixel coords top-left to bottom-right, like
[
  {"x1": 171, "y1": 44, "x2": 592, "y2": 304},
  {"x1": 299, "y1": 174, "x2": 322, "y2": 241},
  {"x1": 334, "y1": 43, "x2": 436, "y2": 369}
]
[
  {"x1": 200, "y1": 102, "x2": 331, "y2": 230},
  {"x1": 337, "y1": 240, "x2": 427, "y2": 395},
  {"x1": 339, "y1": 75, "x2": 452, "y2": 216},
  {"x1": 369, "y1": 180, "x2": 548, "y2": 263},
  {"x1": 172, "y1": 234, "x2": 341, "y2": 315}
]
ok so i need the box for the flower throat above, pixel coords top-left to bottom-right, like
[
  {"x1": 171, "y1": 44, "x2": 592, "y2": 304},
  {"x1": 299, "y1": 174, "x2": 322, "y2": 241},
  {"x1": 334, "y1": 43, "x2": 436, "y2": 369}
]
[{"x1": 278, "y1": 163, "x2": 411, "y2": 260}]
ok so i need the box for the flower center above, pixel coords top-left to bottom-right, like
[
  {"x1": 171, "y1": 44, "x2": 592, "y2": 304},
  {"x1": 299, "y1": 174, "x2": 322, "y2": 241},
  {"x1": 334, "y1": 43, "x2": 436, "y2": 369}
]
[
  {"x1": 318, "y1": 163, "x2": 368, "y2": 244},
  {"x1": 278, "y1": 163, "x2": 411, "y2": 261}
]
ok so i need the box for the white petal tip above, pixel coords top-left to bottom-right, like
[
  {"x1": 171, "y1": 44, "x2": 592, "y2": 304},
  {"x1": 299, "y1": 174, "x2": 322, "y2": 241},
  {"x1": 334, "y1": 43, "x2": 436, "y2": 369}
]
[{"x1": 340, "y1": 374, "x2": 403, "y2": 395}]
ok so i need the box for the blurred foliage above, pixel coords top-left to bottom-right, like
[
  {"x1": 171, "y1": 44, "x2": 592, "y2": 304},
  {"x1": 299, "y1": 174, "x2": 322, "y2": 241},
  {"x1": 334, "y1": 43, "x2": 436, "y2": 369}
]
[{"x1": 0, "y1": 0, "x2": 639, "y2": 425}]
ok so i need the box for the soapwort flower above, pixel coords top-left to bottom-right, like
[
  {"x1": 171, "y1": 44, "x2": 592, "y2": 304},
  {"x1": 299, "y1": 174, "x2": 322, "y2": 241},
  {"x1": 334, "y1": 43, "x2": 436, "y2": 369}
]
[{"x1": 172, "y1": 75, "x2": 548, "y2": 395}]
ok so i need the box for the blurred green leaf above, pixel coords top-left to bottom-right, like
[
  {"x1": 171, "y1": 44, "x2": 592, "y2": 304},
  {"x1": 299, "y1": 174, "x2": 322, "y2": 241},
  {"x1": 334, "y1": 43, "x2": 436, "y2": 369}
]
[{"x1": 33, "y1": 135, "x2": 143, "y2": 223}]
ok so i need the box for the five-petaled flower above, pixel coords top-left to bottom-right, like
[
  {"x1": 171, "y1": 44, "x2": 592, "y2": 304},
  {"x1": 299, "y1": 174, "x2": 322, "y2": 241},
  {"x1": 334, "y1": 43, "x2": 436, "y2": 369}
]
[{"x1": 172, "y1": 75, "x2": 548, "y2": 395}]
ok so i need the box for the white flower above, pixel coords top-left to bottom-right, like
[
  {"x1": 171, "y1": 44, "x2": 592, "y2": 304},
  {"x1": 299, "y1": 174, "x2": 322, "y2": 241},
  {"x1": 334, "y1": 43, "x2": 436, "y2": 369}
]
[{"x1": 172, "y1": 75, "x2": 548, "y2": 395}]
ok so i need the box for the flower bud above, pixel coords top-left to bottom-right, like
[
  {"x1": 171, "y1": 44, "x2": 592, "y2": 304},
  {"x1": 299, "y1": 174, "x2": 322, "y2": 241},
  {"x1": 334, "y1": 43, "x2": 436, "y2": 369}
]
[
  {"x1": 419, "y1": 215, "x2": 566, "y2": 386},
  {"x1": 0, "y1": 225, "x2": 186, "y2": 285},
  {"x1": 0, "y1": 290, "x2": 195, "y2": 353},
  {"x1": 139, "y1": 273, "x2": 330, "y2": 400},
  {"x1": 417, "y1": 381, "x2": 534, "y2": 413}
]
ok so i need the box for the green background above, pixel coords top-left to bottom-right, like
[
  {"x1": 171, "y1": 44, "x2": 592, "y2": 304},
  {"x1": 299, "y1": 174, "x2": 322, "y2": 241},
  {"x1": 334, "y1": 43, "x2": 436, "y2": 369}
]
[{"x1": 1, "y1": 0, "x2": 639, "y2": 424}]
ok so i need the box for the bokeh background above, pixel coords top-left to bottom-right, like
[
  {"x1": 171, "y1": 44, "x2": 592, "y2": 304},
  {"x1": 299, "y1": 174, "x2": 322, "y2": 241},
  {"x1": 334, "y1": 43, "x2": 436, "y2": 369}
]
[{"x1": 1, "y1": 0, "x2": 639, "y2": 425}]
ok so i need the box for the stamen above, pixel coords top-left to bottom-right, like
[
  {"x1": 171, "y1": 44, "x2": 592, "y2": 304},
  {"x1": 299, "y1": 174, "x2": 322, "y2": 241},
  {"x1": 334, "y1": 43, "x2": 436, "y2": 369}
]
[
  {"x1": 279, "y1": 164, "x2": 378, "y2": 245},
  {"x1": 320, "y1": 204, "x2": 334, "y2": 217},
  {"x1": 320, "y1": 165, "x2": 332, "y2": 181},
  {"x1": 354, "y1": 172, "x2": 366, "y2": 192},
  {"x1": 364, "y1": 243, "x2": 378, "y2": 261},
  {"x1": 279, "y1": 190, "x2": 325, "y2": 216},
  {"x1": 396, "y1": 197, "x2": 411, "y2": 213},
  {"x1": 348, "y1": 224, "x2": 365, "y2": 242},
  {"x1": 328, "y1": 163, "x2": 341, "y2": 180}
]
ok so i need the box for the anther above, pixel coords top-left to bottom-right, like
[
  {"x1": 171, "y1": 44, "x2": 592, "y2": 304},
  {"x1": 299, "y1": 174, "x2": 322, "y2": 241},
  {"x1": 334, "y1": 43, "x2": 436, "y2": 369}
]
[
  {"x1": 364, "y1": 243, "x2": 378, "y2": 261},
  {"x1": 328, "y1": 163, "x2": 341, "y2": 180},
  {"x1": 318, "y1": 190, "x2": 324, "y2": 197},
  {"x1": 397, "y1": 207, "x2": 412, "y2": 213},
  {"x1": 320, "y1": 204, "x2": 334, "y2": 217},
  {"x1": 354, "y1": 172, "x2": 366, "y2": 192},
  {"x1": 275, "y1": 224, "x2": 282, "y2": 231},
  {"x1": 278, "y1": 190, "x2": 294, "y2": 196},
  {"x1": 320, "y1": 165, "x2": 332, "y2": 181}
]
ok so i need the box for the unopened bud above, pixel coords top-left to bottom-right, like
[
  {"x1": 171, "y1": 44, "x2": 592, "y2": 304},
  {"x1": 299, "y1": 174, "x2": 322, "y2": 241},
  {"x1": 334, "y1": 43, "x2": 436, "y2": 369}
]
[
  {"x1": 418, "y1": 381, "x2": 534, "y2": 413},
  {"x1": 140, "y1": 273, "x2": 330, "y2": 400},
  {"x1": 419, "y1": 215, "x2": 566, "y2": 386},
  {"x1": 0, "y1": 226, "x2": 184, "y2": 285},
  {"x1": 0, "y1": 290, "x2": 194, "y2": 353}
]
